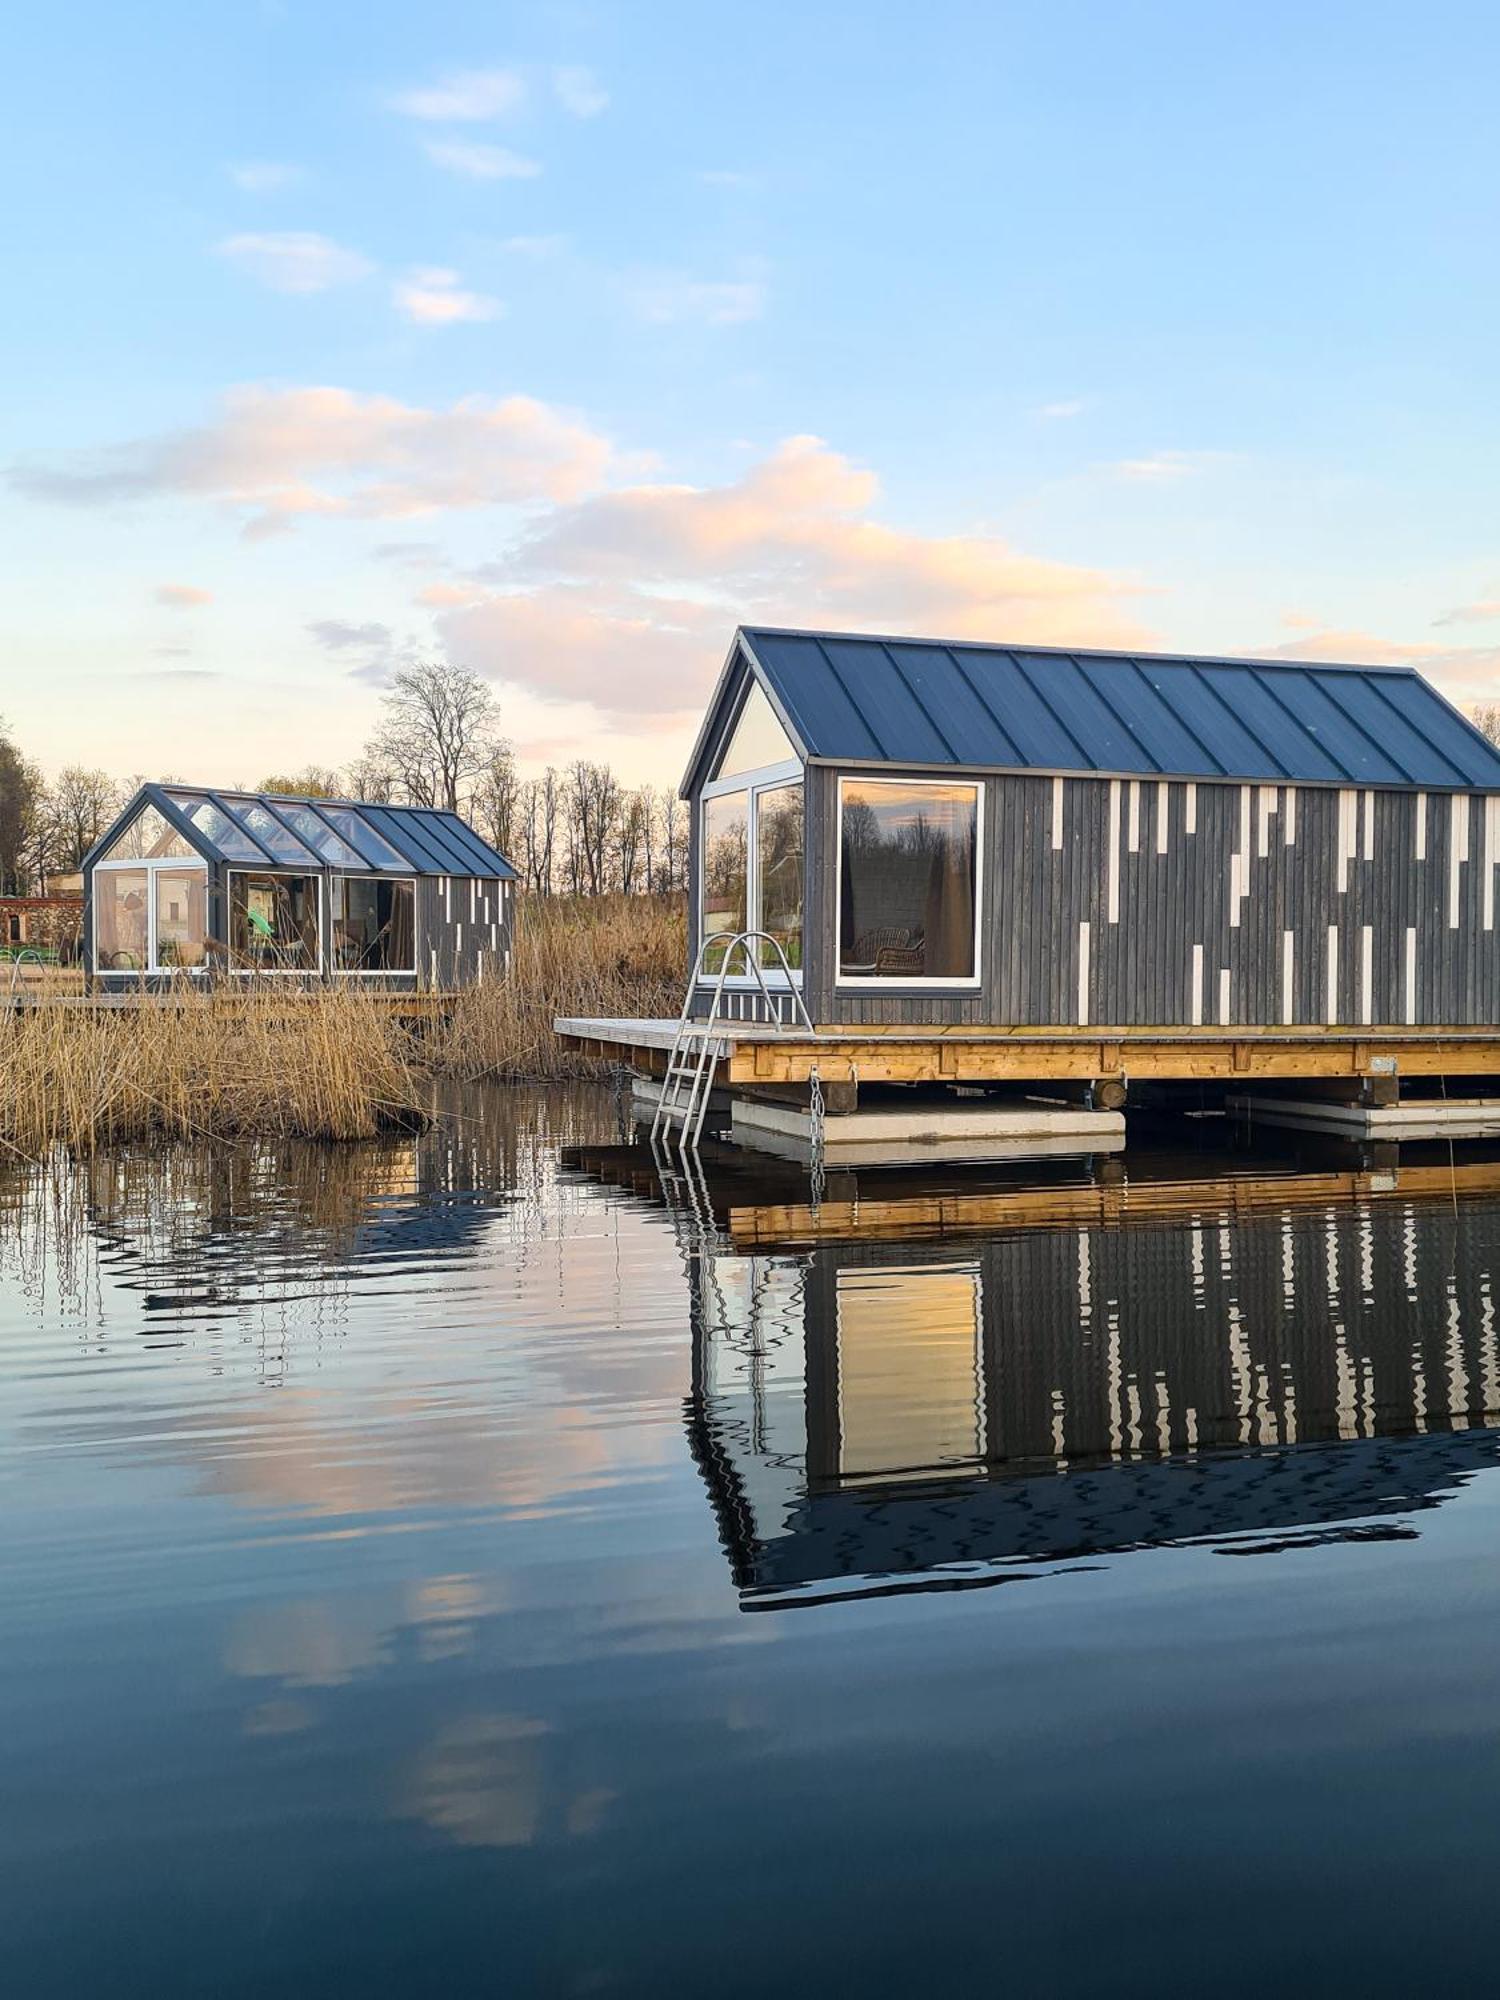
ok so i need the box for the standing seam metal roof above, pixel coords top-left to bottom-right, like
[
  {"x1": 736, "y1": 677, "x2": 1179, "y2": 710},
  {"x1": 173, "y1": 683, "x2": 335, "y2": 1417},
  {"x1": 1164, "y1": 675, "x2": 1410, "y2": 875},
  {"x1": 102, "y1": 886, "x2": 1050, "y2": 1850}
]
[{"x1": 727, "y1": 627, "x2": 1500, "y2": 791}]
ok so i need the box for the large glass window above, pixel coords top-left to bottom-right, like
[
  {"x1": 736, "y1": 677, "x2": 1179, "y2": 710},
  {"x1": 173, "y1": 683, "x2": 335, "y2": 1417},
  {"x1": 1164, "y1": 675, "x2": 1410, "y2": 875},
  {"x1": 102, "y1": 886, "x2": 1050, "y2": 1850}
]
[
  {"x1": 100, "y1": 804, "x2": 198, "y2": 862},
  {"x1": 95, "y1": 869, "x2": 149, "y2": 970},
  {"x1": 229, "y1": 873, "x2": 319, "y2": 970},
  {"x1": 713, "y1": 681, "x2": 798, "y2": 780},
  {"x1": 756, "y1": 783, "x2": 804, "y2": 970},
  {"x1": 838, "y1": 779, "x2": 980, "y2": 983},
  {"x1": 702, "y1": 793, "x2": 749, "y2": 972},
  {"x1": 331, "y1": 877, "x2": 415, "y2": 971},
  {"x1": 832, "y1": 1264, "x2": 985, "y2": 1486},
  {"x1": 153, "y1": 869, "x2": 208, "y2": 967}
]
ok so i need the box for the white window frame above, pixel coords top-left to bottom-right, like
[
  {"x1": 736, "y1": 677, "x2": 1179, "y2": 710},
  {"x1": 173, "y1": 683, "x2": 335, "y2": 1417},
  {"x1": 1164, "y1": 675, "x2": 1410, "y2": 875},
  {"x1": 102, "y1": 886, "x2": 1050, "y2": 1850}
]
[
  {"x1": 226, "y1": 868, "x2": 324, "y2": 976},
  {"x1": 92, "y1": 856, "x2": 211, "y2": 976},
  {"x1": 835, "y1": 773, "x2": 985, "y2": 990},
  {"x1": 699, "y1": 757, "x2": 805, "y2": 986},
  {"x1": 329, "y1": 874, "x2": 418, "y2": 976}
]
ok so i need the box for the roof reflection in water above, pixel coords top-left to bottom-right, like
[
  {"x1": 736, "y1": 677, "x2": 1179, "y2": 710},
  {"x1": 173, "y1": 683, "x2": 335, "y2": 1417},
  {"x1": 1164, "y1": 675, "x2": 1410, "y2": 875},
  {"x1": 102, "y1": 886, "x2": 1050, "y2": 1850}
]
[{"x1": 572, "y1": 1141, "x2": 1500, "y2": 1609}]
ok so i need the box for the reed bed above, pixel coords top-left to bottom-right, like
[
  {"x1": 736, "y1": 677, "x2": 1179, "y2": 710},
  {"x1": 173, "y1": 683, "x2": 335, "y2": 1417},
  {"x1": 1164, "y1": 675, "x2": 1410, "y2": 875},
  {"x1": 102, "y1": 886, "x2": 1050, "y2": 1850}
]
[
  {"x1": 0, "y1": 893, "x2": 686, "y2": 1156},
  {"x1": 435, "y1": 892, "x2": 686, "y2": 1078},
  {"x1": 1, "y1": 979, "x2": 425, "y2": 1157}
]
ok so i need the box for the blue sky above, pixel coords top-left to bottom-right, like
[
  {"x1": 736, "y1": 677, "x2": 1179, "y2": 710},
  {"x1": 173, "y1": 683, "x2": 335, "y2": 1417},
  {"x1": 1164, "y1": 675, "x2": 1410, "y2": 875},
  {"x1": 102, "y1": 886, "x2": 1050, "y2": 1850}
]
[{"x1": 7, "y1": 0, "x2": 1500, "y2": 785}]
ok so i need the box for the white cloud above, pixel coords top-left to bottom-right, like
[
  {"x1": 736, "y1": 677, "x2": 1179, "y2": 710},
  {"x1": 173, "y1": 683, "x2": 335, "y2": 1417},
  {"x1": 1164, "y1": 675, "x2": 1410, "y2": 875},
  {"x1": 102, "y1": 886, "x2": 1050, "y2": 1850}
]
[
  {"x1": 155, "y1": 583, "x2": 212, "y2": 608},
  {"x1": 698, "y1": 169, "x2": 758, "y2": 189},
  {"x1": 552, "y1": 65, "x2": 608, "y2": 117},
  {"x1": 392, "y1": 68, "x2": 524, "y2": 121},
  {"x1": 424, "y1": 139, "x2": 541, "y2": 181},
  {"x1": 1107, "y1": 449, "x2": 1223, "y2": 482},
  {"x1": 228, "y1": 161, "x2": 302, "y2": 193},
  {"x1": 627, "y1": 271, "x2": 766, "y2": 326},
  {"x1": 394, "y1": 268, "x2": 503, "y2": 325},
  {"x1": 216, "y1": 231, "x2": 372, "y2": 294},
  {"x1": 1036, "y1": 398, "x2": 1084, "y2": 419},
  {"x1": 1434, "y1": 598, "x2": 1500, "y2": 627},
  {"x1": 11, "y1": 384, "x2": 612, "y2": 537},
  {"x1": 435, "y1": 434, "x2": 1146, "y2": 718},
  {"x1": 500, "y1": 233, "x2": 568, "y2": 258}
]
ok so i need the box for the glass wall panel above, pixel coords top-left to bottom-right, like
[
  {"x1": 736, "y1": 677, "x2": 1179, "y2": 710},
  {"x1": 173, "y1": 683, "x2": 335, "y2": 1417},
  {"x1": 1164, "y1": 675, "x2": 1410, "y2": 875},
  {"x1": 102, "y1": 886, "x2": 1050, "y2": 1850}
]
[
  {"x1": 229, "y1": 873, "x2": 319, "y2": 970},
  {"x1": 153, "y1": 869, "x2": 209, "y2": 968},
  {"x1": 330, "y1": 877, "x2": 415, "y2": 970},
  {"x1": 702, "y1": 792, "x2": 748, "y2": 972},
  {"x1": 714, "y1": 682, "x2": 798, "y2": 780},
  {"x1": 100, "y1": 805, "x2": 197, "y2": 862},
  {"x1": 95, "y1": 870, "x2": 149, "y2": 970},
  {"x1": 839, "y1": 780, "x2": 979, "y2": 981},
  {"x1": 756, "y1": 783, "x2": 804, "y2": 970}
]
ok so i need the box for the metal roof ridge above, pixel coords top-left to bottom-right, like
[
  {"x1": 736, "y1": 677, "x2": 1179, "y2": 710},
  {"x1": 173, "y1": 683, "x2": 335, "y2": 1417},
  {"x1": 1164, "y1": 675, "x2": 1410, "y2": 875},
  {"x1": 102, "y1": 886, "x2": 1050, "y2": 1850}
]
[{"x1": 737, "y1": 623, "x2": 1431, "y2": 678}]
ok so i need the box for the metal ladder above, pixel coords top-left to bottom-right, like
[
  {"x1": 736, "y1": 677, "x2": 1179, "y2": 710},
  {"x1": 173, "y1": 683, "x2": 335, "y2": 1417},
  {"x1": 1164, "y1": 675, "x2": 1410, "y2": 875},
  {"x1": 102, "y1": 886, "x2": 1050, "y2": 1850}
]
[{"x1": 650, "y1": 929, "x2": 815, "y2": 1154}]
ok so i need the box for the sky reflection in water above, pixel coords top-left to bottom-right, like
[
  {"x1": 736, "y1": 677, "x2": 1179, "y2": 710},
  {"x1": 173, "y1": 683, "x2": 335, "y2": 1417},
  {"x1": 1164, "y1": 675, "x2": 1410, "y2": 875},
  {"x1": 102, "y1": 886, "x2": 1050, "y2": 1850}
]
[{"x1": 6, "y1": 1091, "x2": 1500, "y2": 1996}]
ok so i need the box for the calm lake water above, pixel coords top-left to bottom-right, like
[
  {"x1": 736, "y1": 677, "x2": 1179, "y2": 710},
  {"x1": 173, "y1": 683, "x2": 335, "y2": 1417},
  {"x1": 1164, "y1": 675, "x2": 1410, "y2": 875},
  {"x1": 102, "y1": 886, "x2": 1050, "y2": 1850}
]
[{"x1": 8, "y1": 1086, "x2": 1500, "y2": 1995}]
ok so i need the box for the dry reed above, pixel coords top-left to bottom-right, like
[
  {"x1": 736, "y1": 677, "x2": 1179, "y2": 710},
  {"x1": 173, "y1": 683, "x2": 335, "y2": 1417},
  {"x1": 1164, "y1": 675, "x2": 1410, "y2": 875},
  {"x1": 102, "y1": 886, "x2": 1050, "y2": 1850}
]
[
  {"x1": 434, "y1": 892, "x2": 686, "y2": 1079},
  {"x1": 0, "y1": 893, "x2": 685, "y2": 1156}
]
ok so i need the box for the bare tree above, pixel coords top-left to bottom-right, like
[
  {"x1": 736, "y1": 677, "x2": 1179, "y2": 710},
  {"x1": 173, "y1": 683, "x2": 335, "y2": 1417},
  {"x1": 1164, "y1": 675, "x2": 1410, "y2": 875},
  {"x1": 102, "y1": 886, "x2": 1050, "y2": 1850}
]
[
  {"x1": 565, "y1": 760, "x2": 622, "y2": 896},
  {"x1": 366, "y1": 662, "x2": 497, "y2": 813},
  {"x1": 1476, "y1": 703, "x2": 1500, "y2": 748},
  {"x1": 472, "y1": 740, "x2": 520, "y2": 860},
  {"x1": 516, "y1": 770, "x2": 559, "y2": 894},
  {"x1": 661, "y1": 789, "x2": 690, "y2": 894},
  {"x1": 44, "y1": 766, "x2": 121, "y2": 871}
]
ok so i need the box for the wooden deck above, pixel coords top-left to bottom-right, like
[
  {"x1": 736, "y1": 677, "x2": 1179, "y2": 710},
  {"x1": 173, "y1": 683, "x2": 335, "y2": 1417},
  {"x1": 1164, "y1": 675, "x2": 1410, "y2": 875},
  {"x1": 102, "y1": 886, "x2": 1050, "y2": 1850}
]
[{"x1": 555, "y1": 1016, "x2": 1500, "y2": 1087}]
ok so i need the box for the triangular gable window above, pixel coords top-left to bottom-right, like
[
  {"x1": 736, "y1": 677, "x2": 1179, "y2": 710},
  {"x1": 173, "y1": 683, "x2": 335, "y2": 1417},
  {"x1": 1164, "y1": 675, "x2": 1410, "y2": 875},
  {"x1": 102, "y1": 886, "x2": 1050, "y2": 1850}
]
[
  {"x1": 99, "y1": 802, "x2": 199, "y2": 862},
  {"x1": 712, "y1": 680, "x2": 799, "y2": 781}
]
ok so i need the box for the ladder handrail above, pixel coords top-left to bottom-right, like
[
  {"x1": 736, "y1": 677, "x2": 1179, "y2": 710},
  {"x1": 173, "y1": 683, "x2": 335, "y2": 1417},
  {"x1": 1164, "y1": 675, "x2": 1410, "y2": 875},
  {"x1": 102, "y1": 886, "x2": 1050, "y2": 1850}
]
[{"x1": 650, "y1": 930, "x2": 814, "y2": 1152}]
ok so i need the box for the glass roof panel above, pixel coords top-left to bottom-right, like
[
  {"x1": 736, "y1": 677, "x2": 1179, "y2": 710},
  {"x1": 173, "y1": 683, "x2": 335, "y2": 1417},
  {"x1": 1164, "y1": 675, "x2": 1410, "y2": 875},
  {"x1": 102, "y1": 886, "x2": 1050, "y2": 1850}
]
[
  {"x1": 319, "y1": 805, "x2": 411, "y2": 871},
  {"x1": 275, "y1": 803, "x2": 366, "y2": 868},
  {"x1": 165, "y1": 792, "x2": 264, "y2": 861},
  {"x1": 234, "y1": 802, "x2": 322, "y2": 866}
]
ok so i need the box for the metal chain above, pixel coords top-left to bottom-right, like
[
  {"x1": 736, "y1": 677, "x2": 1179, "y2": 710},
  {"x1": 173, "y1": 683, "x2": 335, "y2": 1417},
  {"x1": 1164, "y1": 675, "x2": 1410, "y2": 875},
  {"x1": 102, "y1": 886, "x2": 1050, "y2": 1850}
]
[{"x1": 808, "y1": 1063, "x2": 826, "y2": 1210}]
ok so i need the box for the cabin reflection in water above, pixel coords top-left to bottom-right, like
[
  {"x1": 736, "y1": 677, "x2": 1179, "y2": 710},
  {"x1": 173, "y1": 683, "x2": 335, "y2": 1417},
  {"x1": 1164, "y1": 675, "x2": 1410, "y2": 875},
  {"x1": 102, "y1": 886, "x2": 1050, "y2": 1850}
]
[{"x1": 687, "y1": 1182, "x2": 1500, "y2": 1607}]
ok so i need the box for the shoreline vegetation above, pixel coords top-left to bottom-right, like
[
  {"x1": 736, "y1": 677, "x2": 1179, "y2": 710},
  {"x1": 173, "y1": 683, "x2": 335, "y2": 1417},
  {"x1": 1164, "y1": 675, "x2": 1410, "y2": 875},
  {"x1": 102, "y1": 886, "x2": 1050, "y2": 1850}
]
[{"x1": 1, "y1": 893, "x2": 685, "y2": 1157}]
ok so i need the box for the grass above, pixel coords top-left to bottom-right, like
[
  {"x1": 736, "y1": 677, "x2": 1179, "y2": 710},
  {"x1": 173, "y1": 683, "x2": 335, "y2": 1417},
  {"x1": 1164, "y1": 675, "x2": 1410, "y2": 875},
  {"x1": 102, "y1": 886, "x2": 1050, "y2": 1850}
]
[{"x1": 0, "y1": 892, "x2": 685, "y2": 1157}]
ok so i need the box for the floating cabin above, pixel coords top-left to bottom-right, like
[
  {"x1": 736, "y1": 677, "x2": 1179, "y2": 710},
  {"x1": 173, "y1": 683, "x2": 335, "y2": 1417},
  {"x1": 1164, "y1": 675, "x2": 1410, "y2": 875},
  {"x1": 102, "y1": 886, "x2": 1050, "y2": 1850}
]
[
  {"x1": 81, "y1": 783, "x2": 515, "y2": 992},
  {"x1": 560, "y1": 625, "x2": 1500, "y2": 1155}
]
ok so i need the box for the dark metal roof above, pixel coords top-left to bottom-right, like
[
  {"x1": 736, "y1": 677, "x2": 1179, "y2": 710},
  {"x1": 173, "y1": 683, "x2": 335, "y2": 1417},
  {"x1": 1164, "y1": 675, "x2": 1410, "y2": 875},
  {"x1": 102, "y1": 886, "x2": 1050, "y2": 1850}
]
[
  {"x1": 83, "y1": 784, "x2": 516, "y2": 877},
  {"x1": 713, "y1": 627, "x2": 1500, "y2": 791}
]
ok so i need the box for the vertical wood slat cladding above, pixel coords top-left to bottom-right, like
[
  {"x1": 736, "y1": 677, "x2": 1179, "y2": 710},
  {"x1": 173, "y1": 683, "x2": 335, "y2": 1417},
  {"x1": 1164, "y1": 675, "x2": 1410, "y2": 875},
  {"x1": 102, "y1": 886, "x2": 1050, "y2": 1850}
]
[
  {"x1": 416, "y1": 876, "x2": 514, "y2": 991},
  {"x1": 983, "y1": 775, "x2": 1479, "y2": 1029}
]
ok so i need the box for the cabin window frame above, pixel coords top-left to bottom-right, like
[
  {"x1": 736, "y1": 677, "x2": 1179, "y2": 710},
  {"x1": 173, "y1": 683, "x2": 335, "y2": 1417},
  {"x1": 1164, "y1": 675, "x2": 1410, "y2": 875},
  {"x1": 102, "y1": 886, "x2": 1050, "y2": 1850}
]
[
  {"x1": 328, "y1": 874, "x2": 418, "y2": 976},
  {"x1": 698, "y1": 755, "x2": 805, "y2": 986},
  {"x1": 225, "y1": 867, "x2": 324, "y2": 976},
  {"x1": 91, "y1": 855, "x2": 211, "y2": 976},
  {"x1": 834, "y1": 773, "x2": 984, "y2": 990}
]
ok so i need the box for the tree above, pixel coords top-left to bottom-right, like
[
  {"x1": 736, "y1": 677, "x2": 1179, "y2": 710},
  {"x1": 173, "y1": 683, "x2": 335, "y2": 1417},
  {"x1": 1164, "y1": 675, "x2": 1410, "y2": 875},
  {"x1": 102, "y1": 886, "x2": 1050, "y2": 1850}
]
[
  {"x1": 564, "y1": 760, "x2": 622, "y2": 896},
  {"x1": 0, "y1": 726, "x2": 41, "y2": 894},
  {"x1": 1476, "y1": 703, "x2": 1500, "y2": 749},
  {"x1": 44, "y1": 766, "x2": 120, "y2": 872},
  {"x1": 471, "y1": 740, "x2": 520, "y2": 860},
  {"x1": 257, "y1": 765, "x2": 342, "y2": 798},
  {"x1": 365, "y1": 662, "x2": 497, "y2": 813},
  {"x1": 516, "y1": 771, "x2": 558, "y2": 894}
]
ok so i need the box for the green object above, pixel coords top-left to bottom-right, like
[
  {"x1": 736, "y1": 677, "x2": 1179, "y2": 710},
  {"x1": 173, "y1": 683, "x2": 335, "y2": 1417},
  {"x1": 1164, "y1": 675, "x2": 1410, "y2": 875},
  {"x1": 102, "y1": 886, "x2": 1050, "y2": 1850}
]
[{"x1": 247, "y1": 908, "x2": 276, "y2": 940}]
